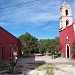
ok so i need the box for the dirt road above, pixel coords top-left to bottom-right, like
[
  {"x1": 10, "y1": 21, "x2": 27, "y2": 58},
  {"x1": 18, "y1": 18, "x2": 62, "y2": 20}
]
[{"x1": 17, "y1": 56, "x2": 75, "y2": 75}]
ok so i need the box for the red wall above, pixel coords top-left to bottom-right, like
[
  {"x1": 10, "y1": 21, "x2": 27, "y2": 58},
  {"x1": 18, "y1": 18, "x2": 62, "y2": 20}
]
[
  {"x1": 0, "y1": 27, "x2": 22, "y2": 59},
  {"x1": 59, "y1": 22, "x2": 75, "y2": 58}
]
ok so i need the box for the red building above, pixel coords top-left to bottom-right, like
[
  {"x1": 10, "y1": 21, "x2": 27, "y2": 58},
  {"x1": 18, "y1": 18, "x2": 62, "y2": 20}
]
[
  {"x1": 59, "y1": 2, "x2": 75, "y2": 58},
  {"x1": 0, "y1": 26, "x2": 22, "y2": 59}
]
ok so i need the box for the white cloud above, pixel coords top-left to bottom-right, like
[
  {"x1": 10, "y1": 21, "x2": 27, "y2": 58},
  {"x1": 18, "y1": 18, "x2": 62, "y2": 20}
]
[
  {"x1": 0, "y1": 0, "x2": 61, "y2": 23},
  {"x1": 0, "y1": 0, "x2": 74, "y2": 24},
  {"x1": 0, "y1": 22, "x2": 9, "y2": 27}
]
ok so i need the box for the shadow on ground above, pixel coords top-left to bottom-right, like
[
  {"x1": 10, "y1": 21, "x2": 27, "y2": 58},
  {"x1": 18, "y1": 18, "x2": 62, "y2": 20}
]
[
  {"x1": 0, "y1": 59, "x2": 9, "y2": 74},
  {"x1": 17, "y1": 54, "x2": 46, "y2": 74},
  {"x1": 0, "y1": 54, "x2": 46, "y2": 74}
]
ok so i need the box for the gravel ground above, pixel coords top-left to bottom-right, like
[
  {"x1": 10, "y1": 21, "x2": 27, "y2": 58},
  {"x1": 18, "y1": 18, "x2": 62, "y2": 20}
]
[
  {"x1": 17, "y1": 56, "x2": 75, "y2": 75},
  {"x1": 53, "y1": 64, "x2": 74, "y2": 75}
]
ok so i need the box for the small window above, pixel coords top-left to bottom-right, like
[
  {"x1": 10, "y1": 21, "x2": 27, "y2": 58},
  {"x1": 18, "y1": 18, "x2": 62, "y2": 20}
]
[
  {"x1": 65, "y1": 10, "x2": 68, "y2": 16},
  {"x1": 66, "y1": 20, "x2": 69, "y2": 26}
]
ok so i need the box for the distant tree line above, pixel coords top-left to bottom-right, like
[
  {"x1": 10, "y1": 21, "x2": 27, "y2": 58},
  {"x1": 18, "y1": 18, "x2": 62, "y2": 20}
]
[{"x1": 18, "y1": 32, "x2": 60, "y2": 55}]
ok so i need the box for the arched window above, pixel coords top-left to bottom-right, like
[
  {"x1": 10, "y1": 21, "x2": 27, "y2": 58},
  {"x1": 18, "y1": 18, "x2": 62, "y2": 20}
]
[
  {"x1": 66, "y1": 20, "x2": 69, "y2": 26},
  {"x1": 65, "y1": 10, "x2": 68, "y2": 16}
]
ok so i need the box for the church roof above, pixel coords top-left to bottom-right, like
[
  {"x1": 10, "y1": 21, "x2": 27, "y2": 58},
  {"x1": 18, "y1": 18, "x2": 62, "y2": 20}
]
[
  {"x1": 62, "y1": 1, "x2": 70, "y2": 7},
  {"x1": 60, "y1": 1, "x2": 71, "y2": 9},
  {"x1": 0, "y1": 26, "x2": 20, "y2": 41}
]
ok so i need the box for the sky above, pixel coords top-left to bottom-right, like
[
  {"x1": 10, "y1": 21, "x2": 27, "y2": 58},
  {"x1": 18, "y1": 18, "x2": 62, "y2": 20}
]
[{"x1": 0, "y1": 0, "x2": 75, "y2": 39}]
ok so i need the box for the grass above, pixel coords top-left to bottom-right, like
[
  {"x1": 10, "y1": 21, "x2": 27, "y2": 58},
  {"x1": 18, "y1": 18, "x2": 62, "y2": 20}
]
[{"x1": 35, "y1": 63, "x2": 54, "y2": 75}]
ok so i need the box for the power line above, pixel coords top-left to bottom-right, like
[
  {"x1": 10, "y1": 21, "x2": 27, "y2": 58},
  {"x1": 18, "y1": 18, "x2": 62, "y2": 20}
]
[
  {"x1": 0, "y1": 0, "x2": 40, "y2": 16},
  {"x1": 0, "y1": 20, "x2": 50, "y2": 23},
  {"x1": 0, "y1": 6, "x2": 30, "y2": 16},
  {"x1": 0, "y1": 0, "x2": 39, "y2": 9},
  {"x1": 0, "y1": 4, "x2": 36, "y2": 17}
]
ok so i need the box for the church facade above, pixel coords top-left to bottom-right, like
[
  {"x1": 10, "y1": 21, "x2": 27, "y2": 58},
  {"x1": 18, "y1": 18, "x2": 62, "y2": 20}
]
[{"x1": 59, "y1": 2, "x2": 75, "y2": 58}]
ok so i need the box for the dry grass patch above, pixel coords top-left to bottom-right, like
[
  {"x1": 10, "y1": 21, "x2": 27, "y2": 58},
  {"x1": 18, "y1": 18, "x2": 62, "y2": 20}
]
[{"x1": 35, "y1": 63, "x2": 54, "y2": 75}]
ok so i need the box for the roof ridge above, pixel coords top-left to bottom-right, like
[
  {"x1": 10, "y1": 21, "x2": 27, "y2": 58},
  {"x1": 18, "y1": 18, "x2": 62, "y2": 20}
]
[{"x1": 0, "y1": 26, "x2": 18, "y2": 39}]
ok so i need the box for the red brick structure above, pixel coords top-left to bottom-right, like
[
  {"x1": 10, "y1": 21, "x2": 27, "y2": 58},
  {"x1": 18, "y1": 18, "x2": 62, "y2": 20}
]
[
  {"x1": 59, "y1": 1, "x2": 75, "y2": 58},
  {"x1": 0, "y1": 26, "x2": 22, "y2": 59}
]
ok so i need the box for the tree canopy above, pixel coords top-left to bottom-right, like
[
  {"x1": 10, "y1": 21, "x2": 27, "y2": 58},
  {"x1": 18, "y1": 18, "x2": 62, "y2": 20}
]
[
  {"x1": 38, "y1": 37, "x2": 60, "y2": 54},
  {"x1": 18, "y1": 32, "x2": 60, "y2": 55},
  {"x1": 18, "y1": 32, "x2": 39, "y2": 54}
]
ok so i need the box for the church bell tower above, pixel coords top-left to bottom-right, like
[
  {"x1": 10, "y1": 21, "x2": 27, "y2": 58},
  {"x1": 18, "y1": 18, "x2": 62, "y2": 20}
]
[{"x1": 59, "y1": 1, "x2": 73, "y2": 31}]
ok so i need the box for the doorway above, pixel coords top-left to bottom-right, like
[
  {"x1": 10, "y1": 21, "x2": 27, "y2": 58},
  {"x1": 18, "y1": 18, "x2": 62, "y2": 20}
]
[{"x1": 66, "y1": 45, "x2": 70, "y2": 58}]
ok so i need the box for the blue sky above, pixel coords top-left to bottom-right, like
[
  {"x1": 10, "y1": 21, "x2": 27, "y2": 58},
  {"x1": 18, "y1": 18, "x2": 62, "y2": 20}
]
[{"x1": 0, "y1": 0, "x2": 75, "y2": 39}]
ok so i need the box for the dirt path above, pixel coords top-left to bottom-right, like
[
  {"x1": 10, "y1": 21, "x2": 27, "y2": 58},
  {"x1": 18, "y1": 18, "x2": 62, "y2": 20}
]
[
  {"x1": 53, "y1": 64, "x2": 74, "y2": 75},
  {"x1": 17, "y1": 56, "x2": 75, "y2": 75}
]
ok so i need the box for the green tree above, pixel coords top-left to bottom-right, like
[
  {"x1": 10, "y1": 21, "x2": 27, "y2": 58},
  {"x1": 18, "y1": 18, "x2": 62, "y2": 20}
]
[
  {"x1": 19, "y1": 32, "x2": 60, "y2": 56},
  {"x1": 38, "y1": 39, "x2": 50, "y2": 55},
  {"x1": 49, "y1": 37, "x2": 60, "y2": 54},
  {"x1": 38, "y1": 37, "x2": 60, "y2": 55},
  {"x1": 18, "y1": 32, "x2": 39, "y2": 55}
]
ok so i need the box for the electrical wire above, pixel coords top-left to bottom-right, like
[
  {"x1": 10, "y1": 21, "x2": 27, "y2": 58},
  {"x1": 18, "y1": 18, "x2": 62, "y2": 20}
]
[
  {"x1": 0, "y1": 0, "x2": 40, "y2": 17},
  {"x1": 0, "y1": 0, "x2": 39, "y2": 9},
  {"x1": 0, "y1": 20, "x2": 50, "y2": 23}
]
